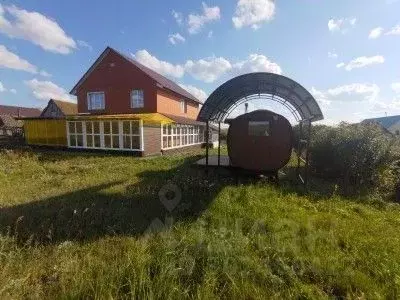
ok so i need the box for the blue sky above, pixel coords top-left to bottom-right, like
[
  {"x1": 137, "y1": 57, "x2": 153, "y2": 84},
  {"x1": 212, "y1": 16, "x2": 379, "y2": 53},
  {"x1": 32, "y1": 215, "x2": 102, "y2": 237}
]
[{"x1": 0, "y1": 0, "x2": 400, "y2": 124}]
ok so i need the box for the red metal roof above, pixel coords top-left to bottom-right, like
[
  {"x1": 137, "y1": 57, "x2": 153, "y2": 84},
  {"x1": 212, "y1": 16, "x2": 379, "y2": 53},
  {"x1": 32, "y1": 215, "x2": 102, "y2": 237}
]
[{"x1": 0, "y1": 105, "x2": 42, "y2": 118}]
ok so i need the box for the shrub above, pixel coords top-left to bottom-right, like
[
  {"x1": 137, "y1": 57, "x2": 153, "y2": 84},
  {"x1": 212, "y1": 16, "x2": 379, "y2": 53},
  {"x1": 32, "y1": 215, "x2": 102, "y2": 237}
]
[{"x1": 308, "y1": 122, "x2": 400, "y2": 198}]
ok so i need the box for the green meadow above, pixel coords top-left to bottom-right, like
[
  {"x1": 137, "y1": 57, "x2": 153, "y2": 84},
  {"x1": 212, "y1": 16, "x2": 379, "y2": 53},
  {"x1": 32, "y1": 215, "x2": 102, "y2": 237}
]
[{"x1": 0, "y1": 148, "x2": 399, "y2": 299}]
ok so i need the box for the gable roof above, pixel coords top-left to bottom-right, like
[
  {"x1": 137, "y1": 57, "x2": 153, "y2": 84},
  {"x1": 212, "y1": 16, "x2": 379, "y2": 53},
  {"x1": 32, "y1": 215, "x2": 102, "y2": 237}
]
[
  {"x1": 0, "y1": 114, "x2": 23, "y2": 128},
  {"x1": 46, "y1": 99, "x2": 77, "y2": 116},
  {"x1": 362, "y1": 115, "x2": 400, "y2": 129},
  {"x1": 70, "y1": 47, "x2": 202, "y2": 104},
  {"x1": 0, "y1": 105, "x2": 41, "y2": 118}
]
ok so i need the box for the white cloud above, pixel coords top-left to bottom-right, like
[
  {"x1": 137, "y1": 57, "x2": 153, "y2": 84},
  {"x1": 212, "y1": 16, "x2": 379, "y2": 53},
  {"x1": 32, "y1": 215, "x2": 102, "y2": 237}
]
[
  {"x1": 328, "y1": 17, "x2": 357, "y2": 33},
  {"x1": 179, "y1": 84, "x2": 208, "y2": 102},
  {"x1": 328, "y1": 51, "x2": 338, "y2": 59},
  {"x1": 10, "y1": 88, "x2": 16, "y2": 94},
  {"x1": 0, "y1": 4, "x2": 76, "y2": 54},
  {"x1": 338, "y1": 55, "x2": 385, "y2": 71},
  {"x1": 185, "y1": 57, "x2": 232, "y2": 83},
  {"x1": 311, "y1": 84, "x2": 380, "y2": 104},
  {"x1": 77, "y1": 40, "x2": 92, "y2": 51},
  {"x1": 172, "y1": 10, "x2": 183, "y2": 26},
  {"x1": 232, "y1": 54, "x2": 282, "y2": 75},
  {"x1": 310, "y1": 87, "x2": 331, "y2": 107},
  {"x1": 132, "y1": 49, "x2": 185, "y2": 78},
  {"x1": 232, "y1": 0, "x2": 275, "y2": 30},
  {"x1": 336, "y1": 62, "x2": 345, "y2": 68},
  {"x1": 132, "y1": 49, "x2": 282, "y2": 83},
  {"x1": 369, "y1": 27, "x2": 384, "y2": 39},
  {"x1": 25, "y1": 78, "x2": 76, "y2": 101},
  {"x1": 327, "y1": 83, "x2": 380, "y2": 102},
  {"x1": 391, "y1": 82, "x2": 400, "y2": 94},
  {"x1": 0, "y1": 81, "x2": 5, "y2": 92},
  {"x1": 168, "y1": 33, "x2": 185, "y2": 45},
  {"x1": 310, "y1": 84, "x2": 395, "y2": 124},
  {"x1": 0, "y1": 44, "x2": 37, "y2": 73},
  {"x1": 310, "y1": 83, "x2": 381, "y2": 124},
  {"x1": 188, "y1": 2, "x2": 221, "y2": 34},
  {"x1": 328, "y1": 19, "x2": 343, "y2": 31},
  {"x1": 372, "y1": 99, "x2": 400, "y2": 113},
  {"x1": 39, "y1": 70, "x2": 52, "y2": 77},
  {"x1": 385, "y1": 24, "x2": 400, "y2": 35},
  {"x1": 185, "y1": 54, "x2": 282, "y2": 83},
  {"x1": 208, "y1": 30, "x2": 213, "y2": 38}
]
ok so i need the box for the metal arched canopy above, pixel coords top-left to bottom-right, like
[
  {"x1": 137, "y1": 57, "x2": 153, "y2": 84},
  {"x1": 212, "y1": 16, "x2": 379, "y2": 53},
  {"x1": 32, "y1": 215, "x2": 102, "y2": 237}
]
[{"x1": 197, "y1": 72, "x2": 324, "y2": 123}]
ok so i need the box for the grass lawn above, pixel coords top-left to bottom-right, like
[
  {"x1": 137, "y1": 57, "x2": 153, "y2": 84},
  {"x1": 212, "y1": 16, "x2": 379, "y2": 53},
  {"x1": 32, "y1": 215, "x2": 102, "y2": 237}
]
[{"x1": 0, "y1": 148, "x2": 400, "y2": 299}]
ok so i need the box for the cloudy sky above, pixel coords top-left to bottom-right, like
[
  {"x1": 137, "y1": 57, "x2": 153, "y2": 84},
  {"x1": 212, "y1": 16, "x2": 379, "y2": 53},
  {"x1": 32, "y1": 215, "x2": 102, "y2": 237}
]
[{"x1": 0, "y1": 0, "x2": 400, "y2": 124}]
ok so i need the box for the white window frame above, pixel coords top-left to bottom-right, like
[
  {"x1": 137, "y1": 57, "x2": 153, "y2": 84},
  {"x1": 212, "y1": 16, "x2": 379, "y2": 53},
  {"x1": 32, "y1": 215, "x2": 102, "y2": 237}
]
[
  {"x1": 131, "y1": 89, "x2": 144, "y2": 108},
  {"x1": 180, "y1": 100, "x2": 187, "y2": 114},
  {"x1": 87, "y1": 92, "x2": 105, "y2": 110},
  {"x1": 84, "y1": 121, "x2": 102, "y2": 149},
  {"x1": 161, "y1": 123, "x2": 205, "y2": 150},
  {"x1": 67, "y1": 120, "x2": 142, "y2": 152},
  {"x1": 67, "y1": 121, "x2": 84, "y2": 148}
]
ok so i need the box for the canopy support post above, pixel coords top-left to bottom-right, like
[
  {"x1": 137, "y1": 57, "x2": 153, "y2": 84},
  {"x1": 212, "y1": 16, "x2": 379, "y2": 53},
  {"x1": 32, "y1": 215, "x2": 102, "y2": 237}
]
[
  {"x1": 304, "y1": 121, "x2": 312, "y2": 187},
  {"x1": 205, "y1": 121, "x2": 209, "y2": 168},
  {"x1": 297, "y1": 121, "x2": 303, "y2": 177},
  {"x1": 218, "y1": 122, "x2": 221, "y2": 166}
]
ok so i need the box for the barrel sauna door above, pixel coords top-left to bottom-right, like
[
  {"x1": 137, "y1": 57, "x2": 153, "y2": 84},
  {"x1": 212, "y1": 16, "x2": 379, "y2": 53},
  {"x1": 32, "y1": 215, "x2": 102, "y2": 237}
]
[{"x1": 227, "y1": 110, "x2": 293, "y2": 172}]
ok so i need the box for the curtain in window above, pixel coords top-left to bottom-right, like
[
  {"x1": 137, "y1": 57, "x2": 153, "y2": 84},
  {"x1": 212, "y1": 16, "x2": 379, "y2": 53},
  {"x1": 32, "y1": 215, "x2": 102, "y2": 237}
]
[{"x1": 131, "y1": 90, "x2": 144, "y2": 108}]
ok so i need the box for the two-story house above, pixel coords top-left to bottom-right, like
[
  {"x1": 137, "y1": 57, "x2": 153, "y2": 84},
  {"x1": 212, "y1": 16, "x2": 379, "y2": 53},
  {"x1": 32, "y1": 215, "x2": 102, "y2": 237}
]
[{"x1": 25, "y1": 47, "x2": 206, "y2": 156}]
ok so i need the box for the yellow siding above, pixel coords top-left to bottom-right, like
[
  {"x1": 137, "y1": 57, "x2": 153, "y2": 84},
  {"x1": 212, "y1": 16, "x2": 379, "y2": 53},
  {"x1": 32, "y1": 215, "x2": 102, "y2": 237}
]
[{"x1": 24, "y1": 119, "x2": 67, "y2": 146}]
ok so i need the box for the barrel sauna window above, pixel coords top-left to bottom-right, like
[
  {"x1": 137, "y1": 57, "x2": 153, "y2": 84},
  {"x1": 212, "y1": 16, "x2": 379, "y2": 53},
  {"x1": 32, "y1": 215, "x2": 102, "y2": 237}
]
[{"x1": 248, "y1": 121, "x2": 270, "y2": 136}]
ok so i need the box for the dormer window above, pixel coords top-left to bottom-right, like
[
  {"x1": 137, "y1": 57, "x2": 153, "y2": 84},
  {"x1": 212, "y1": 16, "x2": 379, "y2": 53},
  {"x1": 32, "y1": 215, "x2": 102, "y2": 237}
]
[
  {"x1": 87, "y1": 92, "x2": 105, "y2": 110},
  {"x1": 131, "y1": 90, "x2": 144, "y2": 108}
]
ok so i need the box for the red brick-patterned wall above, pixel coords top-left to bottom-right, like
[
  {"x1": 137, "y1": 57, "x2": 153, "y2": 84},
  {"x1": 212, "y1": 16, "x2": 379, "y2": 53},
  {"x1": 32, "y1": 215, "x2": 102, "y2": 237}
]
[
  {"x1": 76, "y1": 51, "x2": 158, "y2": 115},
  {"x1": 75, "y1": 49, "x2": 200, "y2": 120}
]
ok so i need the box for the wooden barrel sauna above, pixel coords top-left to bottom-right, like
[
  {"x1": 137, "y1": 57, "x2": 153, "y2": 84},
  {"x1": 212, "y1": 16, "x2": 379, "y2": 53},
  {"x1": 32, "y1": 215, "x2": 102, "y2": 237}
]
[{"x1": 227, "y1": 110, "x2": 293, "y2": 172}]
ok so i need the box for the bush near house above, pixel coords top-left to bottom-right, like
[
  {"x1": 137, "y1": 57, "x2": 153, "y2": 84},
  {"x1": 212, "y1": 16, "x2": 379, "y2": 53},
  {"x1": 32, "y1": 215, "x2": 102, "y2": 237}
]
[{"x1": 308, "y1": 123, "x2": 400, "y2": 199}]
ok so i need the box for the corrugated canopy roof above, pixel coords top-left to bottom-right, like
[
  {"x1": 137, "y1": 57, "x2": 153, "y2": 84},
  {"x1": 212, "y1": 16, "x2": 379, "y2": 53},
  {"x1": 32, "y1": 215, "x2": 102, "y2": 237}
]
[{"x1": 197, "y1": 73, "x2": 324, "y2": 123}]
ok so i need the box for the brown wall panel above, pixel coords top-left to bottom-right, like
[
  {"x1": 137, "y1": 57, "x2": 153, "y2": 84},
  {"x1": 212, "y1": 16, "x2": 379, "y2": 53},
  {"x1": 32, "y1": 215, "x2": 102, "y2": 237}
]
[{"x1": 143, "y1": 125, "x2": 162, "y2": 156}]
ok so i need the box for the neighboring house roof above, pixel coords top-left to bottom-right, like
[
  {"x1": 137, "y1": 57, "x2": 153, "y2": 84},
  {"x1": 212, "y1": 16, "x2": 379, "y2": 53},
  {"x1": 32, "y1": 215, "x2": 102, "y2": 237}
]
[
  {"x1": 42, "y1": 99, "x2": 78, "y2": 116},
  {"x1": 70, "y1": 47, "x2": 202, "y2": 104},
  {"x1": 0, "y1": 105, "x2": 41, "y2": 118},
  {"x1": 0, "y1": 114, "x2": 23, "y2": 128},
  {"x1": 362, "y1": 115, "x2": 400, "y2": 130}
]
